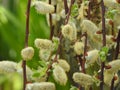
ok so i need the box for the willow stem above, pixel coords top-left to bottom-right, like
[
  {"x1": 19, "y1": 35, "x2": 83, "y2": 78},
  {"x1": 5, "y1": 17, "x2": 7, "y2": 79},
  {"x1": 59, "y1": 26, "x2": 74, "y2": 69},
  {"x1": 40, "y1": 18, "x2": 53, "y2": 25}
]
[
  {"x1": 22, "y1": 0, "x2": 31, "y2": 90},
  {"x1": 100, "y1": 0, "x2": 106, "y2": 90}
]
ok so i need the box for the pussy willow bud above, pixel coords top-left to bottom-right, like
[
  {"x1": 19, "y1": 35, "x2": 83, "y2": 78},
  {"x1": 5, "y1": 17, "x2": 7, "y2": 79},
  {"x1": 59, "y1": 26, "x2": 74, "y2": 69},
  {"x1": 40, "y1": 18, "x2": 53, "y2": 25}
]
[
  {"x1": 34, "y1": 39, "x2": 53, "y2": 50},
  {"x1": 26, "y1": 82, "x2": 55, "y2": 90},
  {"x1": 104, "y1": 71, "x2": 119, "y2": 86},
  {"x1": 0, "y1": 61, "x2": 17, "y2": 74},
  {"x1": 39, "y1": 49, "x2": 51, "y2": 61},
  {"x1": 32, "y1": 1, "x2": 55, "y2": 14},
  {"x1": 86, "y1": 49, "x2": 99, "y2": 66},
  {"x1": 73, "y1": 72, "x2": 93, "y2": 87},
  {"x1": 74, "y1": 42, "x2": 84, "y2": 55},
  {"x1": 105, "y1": 59, "x2": 120, "y2": 73},
  {"x1": 21, "y1": 47, "x2": 34, "y2": 61},
  {"x1": 53, "y1": 59, "x2": 70, "y2": 72},
  {"x1": 53, "y1": 65, "x2": 68, "y2": 85},
  {"x1": 81, "y1": 20, "x2": 99, "y2": 35},
  {"x1": 62, "y1": 24, "x2": 77, "y2": 41}
]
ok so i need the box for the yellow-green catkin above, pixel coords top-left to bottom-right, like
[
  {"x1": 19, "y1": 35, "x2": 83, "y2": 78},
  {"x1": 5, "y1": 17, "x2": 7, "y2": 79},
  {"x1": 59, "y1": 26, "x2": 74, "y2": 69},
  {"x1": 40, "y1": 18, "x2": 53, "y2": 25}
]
[
  {"x1": 0, "y1": 61, "x2": 17, "y2": 74},
  {"x1": 21, "y1": 47, "x2": 34, "y2": 61},
  {"x1": 26, "y1": 82, "x2": 56, "y2": 90},
  {"x1": 73, "y1": 72, "x2": 93, "y2": 87},
  {"x1": 74, "y1": 42, "x2": 84, "y2": 55},
  {"x1": 32, "y1": 1, "x2": 55, "y2": 14},
  {"x1": 86, "y1": 49, "x2": 99, "y2": 66},
  {"x1": 34, "y1": 39, "x2": 53, "y2": 50},
  {"x1": 53, "y1": 65, "x2": 68, "y2": 85}
]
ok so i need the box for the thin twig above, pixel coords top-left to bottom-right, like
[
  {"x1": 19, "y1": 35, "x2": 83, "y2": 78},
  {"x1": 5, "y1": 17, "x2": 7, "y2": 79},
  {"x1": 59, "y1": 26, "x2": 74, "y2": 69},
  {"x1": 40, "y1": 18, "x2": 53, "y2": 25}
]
[
  {"x1": 49, "y1": 0, "x2": 54, "y2": 40},
  {"x1": 100, "y1": 0, "x2": 106, "y2": 90},
  {"x1": 110, "y1": 74, "x2": 115, "y2": 90},
  {"x1": 63, "y1": 0, "x2": 69, "y2": 14},
  {"x1": 115, "y1": 30, "x2": 120, "y2": 59},
  {"x1": 22, "y1": 0, "x2": 31, "y2": 90}
]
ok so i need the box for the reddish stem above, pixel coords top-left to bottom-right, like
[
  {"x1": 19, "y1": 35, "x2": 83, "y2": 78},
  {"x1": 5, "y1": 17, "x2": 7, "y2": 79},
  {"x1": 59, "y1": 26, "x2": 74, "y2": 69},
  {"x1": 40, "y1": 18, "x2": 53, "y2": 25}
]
[{"x1": 23, "y1": 0, "x2": 31, "y2": 90}]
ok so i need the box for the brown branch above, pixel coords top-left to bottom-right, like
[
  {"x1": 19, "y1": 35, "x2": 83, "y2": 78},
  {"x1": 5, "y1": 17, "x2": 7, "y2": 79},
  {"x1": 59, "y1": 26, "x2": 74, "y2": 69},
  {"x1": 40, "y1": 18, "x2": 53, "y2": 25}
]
[
  {"x1": 115, "y1": 30, "x2": 120, "y2": 59},
  {"x1": 63, "y1": 0, "x2": 69, "y2": 14},
  {"x1": 22, "y1": 0, "x2": 31, "y2": 90},
  {"x1": 49, "y1": 0, "x2": 54, "y2": 40},
  {"x1": 87, "y1": 0, "x2": 92, "y2": 20},
  {"x1": 100, "y1": 0, "x2": 106, "y2": 90},
  {"x1": 110, "y1": 74, "x2": 115, "y2": 90}
]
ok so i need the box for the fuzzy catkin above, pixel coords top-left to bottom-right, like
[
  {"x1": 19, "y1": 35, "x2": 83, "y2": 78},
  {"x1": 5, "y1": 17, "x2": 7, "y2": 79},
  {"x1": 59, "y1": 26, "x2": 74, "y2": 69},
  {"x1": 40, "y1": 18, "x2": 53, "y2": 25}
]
[
  {"x1": 53, "y1": 59, "x2": 70, "y2": 72},
  {"x1": 0, "y1": 61, "x2": 17, "y2": 74},
  {"x1": 34, "y1": 39, "x2": 53, "y2": 50},
  {"x1": 62, "y1": 24, "x2": 77, "y2": 41},
  {"x1": 73, "y1": 72, "x2": 93, "y2": 87},
  {"x1": 81, "y1": 20, "x2": 99, "y2": 35},
  {"x1": 105, "y1": 59, "x2": 120, "y2": 73},
  {"x1": 86, "y1": 49, "x2": 99, "y2": 66},
  {"x1": 26, "y1": 82, "x2": 55, "y2": 90},
  {"x1": 104, "y1": 71, "x2": 119, "y2": 86},
  {"x1": 74, "y1": 42, "x2": 84, "y2": 55},
  {"x1": 32, "y1": 1, "x2": 55, "y2": 14},
  {"x1": 53, "y1": 65, "x2": 68, "y2": 85},
  {"x1": 21, "y1": 47, "x2": 34, "y2": 60}
]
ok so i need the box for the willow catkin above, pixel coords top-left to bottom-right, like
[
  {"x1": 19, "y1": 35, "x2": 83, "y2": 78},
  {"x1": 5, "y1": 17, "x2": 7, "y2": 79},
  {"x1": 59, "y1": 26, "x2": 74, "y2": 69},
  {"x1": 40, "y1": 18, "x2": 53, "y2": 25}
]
[
  {"x1": 105, "y1": 59, "x2": 120, "y2": 73},
  {"x1": 26, "y1": 82, "x2": 56, "y2": 90},
  {"x1": 34, "y1": 39, "x2": 53, "y2": 50},
  {"x1": 104, "y1": 71, "x2": 119, "y2": 86},
  {"x1": 32, "y1": 1, "x2": 55, "y2": 14},
  {"x1": 21, "y1": 47, "x2": 34, "y2": 60},
  {"x1": 86, "y1": 49, "x2": 99, "y2": 66},
  {"x1": 74, "y1": 42, "x2": 84, "y2": 55},
  {"x1": 73, "y1": 72, "x2": 94, "y2": 87},
  {"x1": 53, "y1": 59, "x2": 70, "y2": 72},
  {"x1": 53, "y1": 65, "x2": 68, "y2": 85},
  {"x1": 81, "y1": 20, "x2": 99, "y2": 35},
  {"x1": 0, "y1": 61, "x2": 17, "y2": 74}
]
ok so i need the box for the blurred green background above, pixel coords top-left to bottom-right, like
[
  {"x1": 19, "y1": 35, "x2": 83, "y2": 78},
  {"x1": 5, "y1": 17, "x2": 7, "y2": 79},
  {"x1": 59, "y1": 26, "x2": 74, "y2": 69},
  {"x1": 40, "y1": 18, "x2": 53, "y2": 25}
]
[{"x1": 0, "y1": 0, "x2": 50, "y2": 62}]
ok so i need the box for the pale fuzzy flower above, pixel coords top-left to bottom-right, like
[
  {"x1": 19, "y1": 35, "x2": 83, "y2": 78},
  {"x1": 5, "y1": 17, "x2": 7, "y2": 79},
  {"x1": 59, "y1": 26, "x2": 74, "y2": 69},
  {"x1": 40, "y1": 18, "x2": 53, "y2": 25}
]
[
  {"x1": 16, "y1": 62, "x2": 33, "y2": 81},
  {"x1": 39, "y1": 49, "x2": 51, "y2": 61},
  {"x1": 60, "y1": 9, "x2": 66, "y2": 19},
  {"x1": 104, "y1": 0, "x2": 120, "y2": 9},
  {"x1": 86, "y1": 49, "x2": 99, "y2": 66},
  {"x1": 0, "y1": 61, "x2": 17, "y2": 74},
  {"x1": 81, "y1": 20, "x2": 99, "y2": 35},
  {"x1": 21, "y1": 47, "x2": 34, "y2": 61},
  {"x1": 53, "y1": 65, "x2": 68, "y2": 85},
  {"x1": 106, "y1": 35, "x2": 114, "y2": 45},
  {"x1": 26, "y1": 82, "x2": 55, "y2": 90},
  {"x1": 105, "y1": 59, "x2": 120, "y2": 73},
  {"x1": 104, "y1": 71, "x2": 119, "y2": 86},
  {"x1": 74, "y1": 42, "x2": 84, "y2": 55},
  {"x1": 73, "y1": 72, "x2": 93, "y2": 87},
  {"x1": 62, "y1": 24, "x2": 77, "y2": 41},
  {"x1": 32, "y1": 1, "x2": 55, "y2": 14},
  {"x1": 53, "y1": 59, "x2": 70, "y2": 72},
  {"x1": 34, "y1": 39, "x2": 53, "y2": 50}
]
